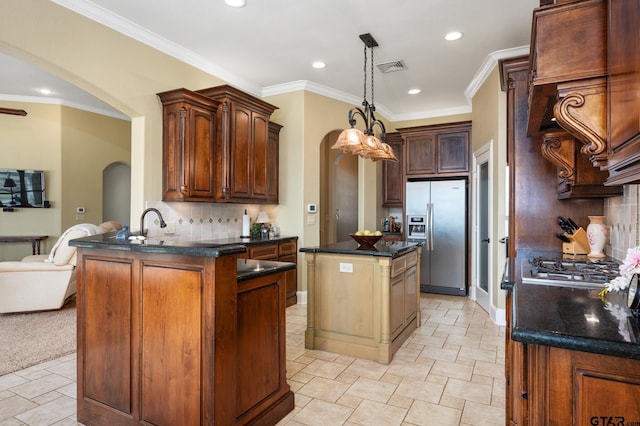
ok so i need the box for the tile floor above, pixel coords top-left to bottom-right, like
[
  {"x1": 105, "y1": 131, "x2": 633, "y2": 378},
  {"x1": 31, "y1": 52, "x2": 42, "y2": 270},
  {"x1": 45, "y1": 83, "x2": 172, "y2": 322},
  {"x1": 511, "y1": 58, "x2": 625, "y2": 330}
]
[{"x1": 0, "y1": 294, "x2": 505, "y2": 425}]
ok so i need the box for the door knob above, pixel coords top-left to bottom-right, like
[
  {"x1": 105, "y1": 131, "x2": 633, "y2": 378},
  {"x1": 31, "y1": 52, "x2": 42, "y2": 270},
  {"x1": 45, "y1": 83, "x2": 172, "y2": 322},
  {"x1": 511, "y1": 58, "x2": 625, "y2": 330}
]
[{"x1": 481, "y1": 238, "x2": 490, "y2": 243}]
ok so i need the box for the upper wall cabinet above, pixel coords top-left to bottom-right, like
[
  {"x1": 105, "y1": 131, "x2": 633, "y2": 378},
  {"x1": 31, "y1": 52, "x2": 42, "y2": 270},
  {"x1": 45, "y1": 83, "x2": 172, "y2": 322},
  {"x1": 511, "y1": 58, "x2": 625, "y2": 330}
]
[
  {"x1": 159, "y1": 85, "x2": 281, "y2": 204},
  {"x1": 382, "y1": 132, "x2": 403, "y2": 207},
  {"x1": 398, "y1": 121, "x2": 471, "y2": 178},
  {"x1": 158, "y1": 88, "x2": 219, "y2": 202},
  {"x1": 605, "y1": 0, "x2": 640, "y2": 185},
  {"x1": 197, "y1": 85, "x2": 279, "y2": 204}
]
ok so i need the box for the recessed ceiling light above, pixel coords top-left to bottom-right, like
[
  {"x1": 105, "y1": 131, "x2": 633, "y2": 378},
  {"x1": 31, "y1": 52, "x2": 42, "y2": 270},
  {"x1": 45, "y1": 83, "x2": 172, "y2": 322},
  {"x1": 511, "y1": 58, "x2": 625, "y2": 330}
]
[
  {"x1": 39, "y1": 88, "x2": 52, "y2": 95},
  {"x1": 408, "y1": 89, "x2": 421, "y2": 95},
  {"x1": 445, "y1": 31, "x2": 463, "y2": 41},
  {"x1": 312, "y1": 61, "x2": 326, "y2": 69},
  {"x1": 225, "y1": 0, "x2": 246, "y2": 7}
]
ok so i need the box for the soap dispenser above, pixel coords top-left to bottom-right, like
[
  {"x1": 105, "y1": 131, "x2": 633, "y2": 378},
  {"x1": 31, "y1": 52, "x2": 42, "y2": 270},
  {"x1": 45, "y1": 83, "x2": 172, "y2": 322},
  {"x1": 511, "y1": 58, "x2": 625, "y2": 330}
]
[{"x1": 116, "y1": 226, "x2": 131, "y2": 241}]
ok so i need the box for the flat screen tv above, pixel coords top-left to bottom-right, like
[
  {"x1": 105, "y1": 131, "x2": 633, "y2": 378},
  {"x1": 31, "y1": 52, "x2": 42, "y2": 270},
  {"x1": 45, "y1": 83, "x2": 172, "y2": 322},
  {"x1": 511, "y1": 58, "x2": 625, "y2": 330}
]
[{"x1": 0, "y1": 169, "x2": 46, "y2": 208}]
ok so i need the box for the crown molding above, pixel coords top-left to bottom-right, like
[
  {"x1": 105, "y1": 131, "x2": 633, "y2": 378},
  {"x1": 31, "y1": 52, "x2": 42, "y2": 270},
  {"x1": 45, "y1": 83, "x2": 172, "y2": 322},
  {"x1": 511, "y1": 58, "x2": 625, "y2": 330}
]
[
  {"x1": 52, "y1": 0, "x2": 262, "y2": 97},
  {"x1": 464, "y1": 45, "x2": 530, "y2": 102}
]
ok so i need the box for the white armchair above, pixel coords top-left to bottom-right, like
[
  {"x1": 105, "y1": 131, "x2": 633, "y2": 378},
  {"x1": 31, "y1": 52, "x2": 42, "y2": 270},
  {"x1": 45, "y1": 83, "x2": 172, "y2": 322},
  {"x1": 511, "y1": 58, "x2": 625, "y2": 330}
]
[{"x1": 0, "y1": 221, "x2": 122, "y2": 314}]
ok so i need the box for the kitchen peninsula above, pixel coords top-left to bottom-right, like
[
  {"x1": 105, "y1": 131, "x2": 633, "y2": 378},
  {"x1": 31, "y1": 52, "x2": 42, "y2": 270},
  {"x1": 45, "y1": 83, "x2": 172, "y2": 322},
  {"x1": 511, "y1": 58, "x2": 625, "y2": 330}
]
[
  {"x1": 70, "y1": 233, "x2": 295, "y2": 426},
  {"x1": 300, "y1": 240, "x2": 421, "y2": 364}
]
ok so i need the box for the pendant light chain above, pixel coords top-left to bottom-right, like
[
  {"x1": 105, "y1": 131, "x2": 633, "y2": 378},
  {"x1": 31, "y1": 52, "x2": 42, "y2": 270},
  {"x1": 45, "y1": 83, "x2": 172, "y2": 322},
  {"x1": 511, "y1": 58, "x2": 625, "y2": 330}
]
[
  {"x1": 370, "y1": 46, "x2": 375, "y2": 111},
  {"x1": 363, "y1": 45, "x2": 368, "y2": 106}
]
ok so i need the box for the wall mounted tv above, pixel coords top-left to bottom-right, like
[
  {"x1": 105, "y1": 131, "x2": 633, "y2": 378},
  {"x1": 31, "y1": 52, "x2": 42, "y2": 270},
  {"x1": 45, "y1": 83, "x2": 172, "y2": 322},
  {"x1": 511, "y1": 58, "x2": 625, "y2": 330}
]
[{"x1": 0, "y1": 169, "x2": 46, "y2": 208}]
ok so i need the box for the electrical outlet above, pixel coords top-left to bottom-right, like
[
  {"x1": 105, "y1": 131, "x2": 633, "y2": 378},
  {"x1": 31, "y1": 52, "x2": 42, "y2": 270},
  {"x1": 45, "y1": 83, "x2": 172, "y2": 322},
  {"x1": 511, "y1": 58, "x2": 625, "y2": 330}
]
[{"x1": 164, "y1": 222, "x2": 176, "y2": 234}]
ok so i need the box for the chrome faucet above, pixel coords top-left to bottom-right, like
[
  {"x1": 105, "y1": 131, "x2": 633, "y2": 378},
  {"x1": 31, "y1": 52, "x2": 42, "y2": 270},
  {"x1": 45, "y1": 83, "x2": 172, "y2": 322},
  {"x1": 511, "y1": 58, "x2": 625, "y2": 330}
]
[{"x1": 139, "y1": 208, "x2": 167, "y2": 237}]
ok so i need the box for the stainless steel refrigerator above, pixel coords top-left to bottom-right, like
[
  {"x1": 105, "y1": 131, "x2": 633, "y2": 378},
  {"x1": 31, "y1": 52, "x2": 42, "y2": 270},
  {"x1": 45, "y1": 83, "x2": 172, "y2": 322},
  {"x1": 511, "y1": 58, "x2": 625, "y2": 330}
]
[{"x1": 405, "y1": 179, "x2": 467, "y2": 295}]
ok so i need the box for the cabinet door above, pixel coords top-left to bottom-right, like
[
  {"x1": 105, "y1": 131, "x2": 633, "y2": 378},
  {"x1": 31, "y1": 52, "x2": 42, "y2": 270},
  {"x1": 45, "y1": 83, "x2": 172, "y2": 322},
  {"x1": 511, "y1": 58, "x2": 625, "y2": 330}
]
[
  {"x1": 187, "y1": 105, "x2": 216, "y2": 199},
  {"x1": 390, "y1": 273, "x2": 405, "y2": 338},
  {"x1": 382, "y1": 132, "x2": 403, "y2": 206},
  {"x1": 267, "y1": 122, "x2": 282, "y2": 203},
  {"x1": 404, "y1": 265, "x2": 418, "y2": 323},
  {"x1": 437, "y1": 131, "x2": 469, "y2": 173},
  {"x1": 80, "y1": 257, "x2": 134, "y2": 416},
  {"x1": 251, "y1": 112, "x2": 270, "y2": 200},
  {"x1": 405, "y1": 133, "x2": 436, "y2": 175},
  {"x1": 229, "y1": 105, "x2": 252, "y2": 200}
]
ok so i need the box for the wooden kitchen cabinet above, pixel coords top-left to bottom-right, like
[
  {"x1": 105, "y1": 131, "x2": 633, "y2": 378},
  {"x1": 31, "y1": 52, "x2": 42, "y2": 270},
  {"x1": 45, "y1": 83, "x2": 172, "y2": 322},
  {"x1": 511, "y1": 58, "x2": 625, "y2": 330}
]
[
  {"x1": 268, "y1": 121, "x2": 283, "y2": 203},
  {"x1": 527, "y1": 345, "x2": 640, "y2": 424},
  {"x1": 606, "y1": 0, "x2": 640, "y2": 185},
  {"x1": 398, "y1": 121, "x2": 471, "y2": 178},
  {"x1": 239, "y1": 238, "x2": 298, "y2": 306},
  {"x1": 158, "y1": 88, "x2": 219, "y2": 202},
  {"x1": 197, "y1": 85, "x2": 279, "y2": 203},
  {"x1": 278, "y1": 238, "x2": 298, "y2": 307},
  {"x1": 76, "y1": 248, "x2": 293, "y2": 425},
  {"x1": 382, "y1": 132, "x2": 403, "y2": 207}
]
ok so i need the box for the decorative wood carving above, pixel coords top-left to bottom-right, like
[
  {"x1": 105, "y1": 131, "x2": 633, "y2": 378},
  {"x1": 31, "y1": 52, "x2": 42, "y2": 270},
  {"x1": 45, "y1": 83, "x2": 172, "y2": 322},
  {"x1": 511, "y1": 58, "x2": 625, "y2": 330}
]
[
  {"x1": 541, "y1": 131, "x2": 576, "y2": 183},
  {"x1": 0, "y1": 107, "x2": 27, "y2": 116},
  {"x1": 553, "y1": 77, "x2": 608, "y2": 167}
]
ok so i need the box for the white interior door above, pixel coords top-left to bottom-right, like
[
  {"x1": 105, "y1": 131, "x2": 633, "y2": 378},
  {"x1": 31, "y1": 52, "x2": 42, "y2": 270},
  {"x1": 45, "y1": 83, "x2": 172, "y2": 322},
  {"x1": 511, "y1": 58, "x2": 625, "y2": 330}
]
[{"x1": 473, "y1": 143, "x2": 492, "y2": 313}]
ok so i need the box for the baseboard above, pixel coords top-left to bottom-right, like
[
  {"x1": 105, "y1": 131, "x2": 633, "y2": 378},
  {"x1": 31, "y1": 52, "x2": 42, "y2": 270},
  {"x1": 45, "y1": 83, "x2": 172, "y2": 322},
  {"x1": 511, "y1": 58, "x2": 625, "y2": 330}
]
[
  {"x1": 296, "y1": 290, "x2": 307, "y2": 305},
  {"x1": 491, "y1": 305, "x2": 506, "y2": 326}
]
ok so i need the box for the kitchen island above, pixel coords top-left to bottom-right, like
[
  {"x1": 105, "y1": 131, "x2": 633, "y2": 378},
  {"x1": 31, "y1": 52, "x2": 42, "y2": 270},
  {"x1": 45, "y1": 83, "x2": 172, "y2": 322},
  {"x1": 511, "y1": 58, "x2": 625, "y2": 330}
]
[
  {"x1": 300, "y1": 240, "x2": 421, "y2": 364},
  {"x1": 70, "y1": 233, "x2": 295, "y2": 426},
  {"x1": 504, "y1": 258, "x2": 640, "y2": 424}
]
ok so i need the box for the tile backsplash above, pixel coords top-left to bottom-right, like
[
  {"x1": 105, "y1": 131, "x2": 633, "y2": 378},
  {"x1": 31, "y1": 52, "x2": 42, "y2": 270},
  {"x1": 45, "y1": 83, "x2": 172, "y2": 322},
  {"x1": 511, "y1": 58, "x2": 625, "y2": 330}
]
[
  {"x1": 142, "y1": 201, "x2": 275, "y2": 240},
  {"x1": 605, "y1": 184, "x2": 640, "y2": 260}
]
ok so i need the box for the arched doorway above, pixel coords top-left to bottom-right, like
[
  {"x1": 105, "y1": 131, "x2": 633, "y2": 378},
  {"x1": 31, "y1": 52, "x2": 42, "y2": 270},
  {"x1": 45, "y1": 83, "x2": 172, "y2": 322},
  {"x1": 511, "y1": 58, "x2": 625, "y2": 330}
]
[
  {"x1": 320, "y1": 131, "x2": 358, "y2": 246},
  {"x1": 103, "y1": 162, "x2": 131, "y2": 226}
]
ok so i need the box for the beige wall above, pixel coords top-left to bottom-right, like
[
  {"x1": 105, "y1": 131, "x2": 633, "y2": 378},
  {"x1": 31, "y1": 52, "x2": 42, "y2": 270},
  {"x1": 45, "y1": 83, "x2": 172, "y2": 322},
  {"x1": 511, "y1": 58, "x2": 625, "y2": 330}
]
[
  {"x1": 0, "y1": 101, "x2": 129, "y2": 260},
  {"x1": 60, "y1": 107, "x2": 131, "y2": 230},
  {"x1": 470, "y1": 66, "x2": 508, "y2": 312}
]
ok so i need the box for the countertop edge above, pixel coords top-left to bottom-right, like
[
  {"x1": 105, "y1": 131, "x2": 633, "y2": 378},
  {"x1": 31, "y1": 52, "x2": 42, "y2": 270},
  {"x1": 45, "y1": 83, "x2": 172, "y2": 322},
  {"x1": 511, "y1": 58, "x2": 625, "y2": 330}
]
[
  {"x1": 511, "y1": 326, "x2": 640, "y2": 360},
  {"x1": 300, "y1": 242, "x2": 420, "y2": 257}
]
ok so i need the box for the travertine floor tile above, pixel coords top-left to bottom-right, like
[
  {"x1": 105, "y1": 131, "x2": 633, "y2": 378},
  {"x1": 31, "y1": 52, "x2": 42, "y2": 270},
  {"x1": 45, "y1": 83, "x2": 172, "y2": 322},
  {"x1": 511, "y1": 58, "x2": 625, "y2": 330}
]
[{"x1": 1, "y1": 294, "x2": 505, "y2": 425}]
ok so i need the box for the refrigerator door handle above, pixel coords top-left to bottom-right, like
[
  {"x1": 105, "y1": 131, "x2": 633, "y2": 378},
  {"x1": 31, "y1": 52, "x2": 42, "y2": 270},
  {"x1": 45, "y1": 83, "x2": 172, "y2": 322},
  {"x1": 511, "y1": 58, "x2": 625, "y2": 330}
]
[{"x1": 428, "y1": 203, "x2": 434, "y2": 251}]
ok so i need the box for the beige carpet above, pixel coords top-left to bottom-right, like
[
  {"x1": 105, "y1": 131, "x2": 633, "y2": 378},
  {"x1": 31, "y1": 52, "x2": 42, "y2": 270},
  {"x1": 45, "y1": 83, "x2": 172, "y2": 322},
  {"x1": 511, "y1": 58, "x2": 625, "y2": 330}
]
[{"x1": 0, "y1": 298, "x2": 76, "y2": 376}]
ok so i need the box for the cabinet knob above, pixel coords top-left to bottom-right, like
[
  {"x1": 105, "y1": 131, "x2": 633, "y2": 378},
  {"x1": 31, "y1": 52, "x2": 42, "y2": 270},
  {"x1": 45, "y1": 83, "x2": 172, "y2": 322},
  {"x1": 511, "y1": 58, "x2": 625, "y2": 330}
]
[{"x1": 180, "y1": 185, "x2": 187, "y2": 193}]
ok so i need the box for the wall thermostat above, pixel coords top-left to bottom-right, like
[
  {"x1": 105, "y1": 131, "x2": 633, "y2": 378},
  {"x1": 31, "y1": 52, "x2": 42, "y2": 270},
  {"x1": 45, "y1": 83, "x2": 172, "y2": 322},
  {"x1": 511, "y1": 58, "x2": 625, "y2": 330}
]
[{"x1": 307, "y1": 203, "x2": 317, "y2": 213}]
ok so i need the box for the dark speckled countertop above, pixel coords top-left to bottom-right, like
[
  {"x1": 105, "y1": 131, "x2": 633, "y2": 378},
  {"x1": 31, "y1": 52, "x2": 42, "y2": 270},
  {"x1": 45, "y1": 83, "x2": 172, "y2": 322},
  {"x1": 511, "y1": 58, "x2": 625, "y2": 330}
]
[
  {"x1": 69, "y1": 233, "x2": 297, "y2": 280},
  {"x1": 69, "y1": 233, "x2": 298, "y2": 258},
  {"x1": 507, "y1": 252, "x2": 640, "y2": 360},
  {"x1": 299, "y1": 240, "x2": 421, "y2": 257}
]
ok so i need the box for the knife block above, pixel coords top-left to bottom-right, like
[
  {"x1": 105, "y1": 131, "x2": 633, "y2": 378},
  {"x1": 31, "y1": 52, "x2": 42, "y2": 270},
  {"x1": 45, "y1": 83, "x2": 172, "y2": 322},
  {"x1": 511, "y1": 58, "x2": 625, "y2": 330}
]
[{"x1": 562, "y1": 227, "x2": 590, "y2": 255}]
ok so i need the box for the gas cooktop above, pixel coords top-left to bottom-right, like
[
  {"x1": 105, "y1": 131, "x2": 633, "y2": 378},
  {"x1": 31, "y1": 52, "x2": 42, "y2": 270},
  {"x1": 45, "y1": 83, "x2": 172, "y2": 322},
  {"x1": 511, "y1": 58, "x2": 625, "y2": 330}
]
[{"x1": 521, "y1": 256, "x2": 621, "y2": 288}]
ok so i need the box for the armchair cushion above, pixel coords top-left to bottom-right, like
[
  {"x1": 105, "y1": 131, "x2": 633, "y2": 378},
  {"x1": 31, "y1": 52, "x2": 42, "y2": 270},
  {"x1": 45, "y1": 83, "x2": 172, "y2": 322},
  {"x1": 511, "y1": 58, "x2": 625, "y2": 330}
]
[{"x1": 45, "y1": 223, "x2": 102, "y2": 266}]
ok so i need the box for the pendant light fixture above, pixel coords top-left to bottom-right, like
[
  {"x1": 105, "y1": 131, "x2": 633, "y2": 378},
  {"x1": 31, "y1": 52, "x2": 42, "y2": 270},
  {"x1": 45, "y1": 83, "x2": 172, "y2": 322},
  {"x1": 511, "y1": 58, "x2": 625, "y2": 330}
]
[{"x1": 331, "y1": 33, "x2": 398, "y2": 162}]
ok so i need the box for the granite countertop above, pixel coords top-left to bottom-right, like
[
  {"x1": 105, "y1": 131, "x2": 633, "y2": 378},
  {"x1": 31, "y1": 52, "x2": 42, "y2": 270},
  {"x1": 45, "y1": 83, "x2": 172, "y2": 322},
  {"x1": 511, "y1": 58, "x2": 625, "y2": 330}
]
[
  {"x1": 512, "y1": 280, "x2": 640, "y2": 360},
  {"x1": 69, "y1": 232, "x2": 297, "y2": 258},
  {"x1": 300, "y1": 240, "x2": 421, "y2": 257}
]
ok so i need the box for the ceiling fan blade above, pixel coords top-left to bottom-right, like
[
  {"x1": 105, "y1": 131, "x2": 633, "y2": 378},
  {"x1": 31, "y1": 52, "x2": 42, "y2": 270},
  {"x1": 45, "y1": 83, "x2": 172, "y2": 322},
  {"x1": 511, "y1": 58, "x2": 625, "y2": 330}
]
[{"x1": 0, "y1": 107, "x2": 27, "y2": 116}]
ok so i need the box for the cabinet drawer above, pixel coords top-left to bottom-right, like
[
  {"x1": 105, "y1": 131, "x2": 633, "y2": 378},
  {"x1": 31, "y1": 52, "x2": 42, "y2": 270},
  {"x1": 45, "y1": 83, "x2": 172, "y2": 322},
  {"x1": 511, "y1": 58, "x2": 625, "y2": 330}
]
[
  {"x1": 247, "y1": 243, "x2": 278, "y2": 260},
  {"x1": 278, "y1": 240, "x2": 297, "y2": 257},
  {"x1": 391, "y1": 251, "x2": 418, "y2": 277},
  {"x1": 391, "y1": 256, "x2": 407, "y2": 277},
  {"x1": 405, "y1": 251, "x2": 418, "y2": 268}
]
